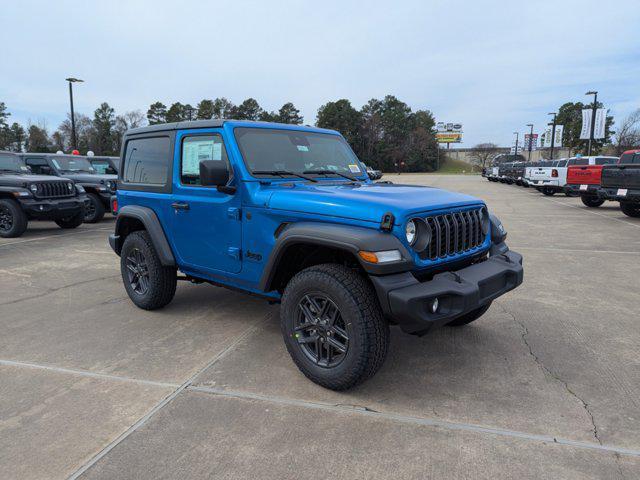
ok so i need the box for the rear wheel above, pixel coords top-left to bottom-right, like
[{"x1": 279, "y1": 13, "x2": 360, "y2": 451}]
[
  {"x1": 121, "y1": 231, "x2": 177, "y2": 310},
  {"x1": 581, "y1": 196, "x2": 604, "y2": 208},
  {"x1": 55, "y1": 209, "x2": 85, "y2": 229},
  {"x1": 446, "y1": 302, "x2": 492, "y2": 327},
  {"x1": 0, "y1": 199, "x2": 28, "y2": 238},
  {"x1": 542, "y1": 187, "x2": 555, "y2": 196},
  {"x1": 281, "y1": 263, "x2": 389, "y2": 391},
  {"x1": 620, "y1": 201, "x2": 640, "y2": 218},
  {"x1": 84, "y1": 193, "x2": 105, "y2": 223}
]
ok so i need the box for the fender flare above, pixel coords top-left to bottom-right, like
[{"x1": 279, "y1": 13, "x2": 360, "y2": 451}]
[
  {"x1": 0, "y1": 186, "x2": 27, "y2": 197},
  {"x1": 112, "y1": 205, "x2": 175, "y2": 266},
  {"x1": 258, "y1": 222, "x2": 413, "y2": 292}
]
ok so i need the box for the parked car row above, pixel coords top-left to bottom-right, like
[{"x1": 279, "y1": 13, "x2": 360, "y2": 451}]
[
  {"x1": 484, "y1": 151, "x2": 640, "y2": 217},
  {"x1": 0, "y1": 151, "x2": 120, "y2": 238}
]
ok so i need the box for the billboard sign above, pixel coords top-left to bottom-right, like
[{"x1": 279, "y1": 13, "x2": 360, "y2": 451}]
[{"x1": 436, "y1": 122, "x2": 463, "y2": 143}]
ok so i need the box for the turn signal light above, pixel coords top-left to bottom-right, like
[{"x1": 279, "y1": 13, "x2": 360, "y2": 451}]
[{"x1": 358, "y1": 250, "x2": 402, "y2": 264}]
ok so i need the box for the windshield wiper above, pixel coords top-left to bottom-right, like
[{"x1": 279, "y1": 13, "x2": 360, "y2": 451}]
[
  {"x1": 253, "y1": 170, "x2": 318, "y2": 182},
  {"x1": 303, "y1": 169, "x2": 358, "y2": 181}
]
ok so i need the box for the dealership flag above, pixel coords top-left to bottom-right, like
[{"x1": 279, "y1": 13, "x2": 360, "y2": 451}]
[
  {"x1": 553, "y1": 125, "x2": 563, "y2": 147},
  {"x1": 581, "y1": 108, "x2": 607, "y2": 140}
]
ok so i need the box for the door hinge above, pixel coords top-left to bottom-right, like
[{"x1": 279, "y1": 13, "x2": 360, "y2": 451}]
[
  {"x1": 227, "y1": 247, "x2": 241, "y2": 260},
  {"x1": 227, "y1": 207, "x2": 241, "y2": 220}
]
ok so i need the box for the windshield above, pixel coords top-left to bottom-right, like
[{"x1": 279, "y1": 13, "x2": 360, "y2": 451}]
[
  {"x1": 51, "y1": 156, "x2": 96, "y2": 173},
  {"x1": 0, "y1": 153, "x2": 31, "y2": 174},
  {"x1": 234, "y1": 128, "x2": 365, "y2": 177}
]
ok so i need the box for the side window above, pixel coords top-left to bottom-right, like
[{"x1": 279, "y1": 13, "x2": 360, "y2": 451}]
[
  {"x1": 180, "y1": 134, "x2": 229, "y2": 186},
  {"x1": 595, "y1": 158, "x2": 615, "y2": 165},
  {"x1": 92, "y1": 160, "x2": 109, "y2": 174},
  {"x1": 25, "y1": 158, "x2": 50, "y2": 175},
  {"x1": 123, "y1": 136, "x2": 170, "y2": 185}
]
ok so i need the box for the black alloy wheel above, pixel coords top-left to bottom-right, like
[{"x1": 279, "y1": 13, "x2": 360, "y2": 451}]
[
  {"x1": 125, "y1": 248, "x2": 150, "y2": 295},
  {"x1": 0, "y1": 204, "x2": 13, "y2": 233},
  {"x1": 295, "y1": 294, "x2": 349, "y2": 368}
]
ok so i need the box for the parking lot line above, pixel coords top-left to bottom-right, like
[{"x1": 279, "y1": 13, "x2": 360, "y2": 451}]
[
  {"x1": 516, "y1": 246, "x2": 640, "y2": 255},
  {"x1": 0, "y1": 227, "x2": 113, "y2": 248},
  {"x1": 187, "y1": 385, "x2": 640, "y2": 459},
  {"x1": 67, "y1": 315, "x2": 269, "y2": 480},
  {"x1": 0, "y1": 358, "x2": 179, "y2": 389}
]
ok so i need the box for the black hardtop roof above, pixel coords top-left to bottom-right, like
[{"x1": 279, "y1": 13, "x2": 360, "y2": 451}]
[
  {"x1": 0, "y1": 150, "x2": 19, "y2": 156},
  {"x1": 125, "y1": 119, "x2": 333, "y2": 136}
]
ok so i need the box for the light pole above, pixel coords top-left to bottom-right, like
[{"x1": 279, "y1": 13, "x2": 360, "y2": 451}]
[
  {"x1": 547, "y1": 112, "x2": 557, "y2": 160},
  {"x1": 585, "y1": 90, "x2": 598, "y2": 155},
  {"x1": 526, "y1": 123, "x2": 534, "y2": 162},
  {"x1": 513, "y1": 131, "x2": 519, "y2": 159},
  {"x1": 65, "y1": 77, "x2": 84, "y2": 150}
]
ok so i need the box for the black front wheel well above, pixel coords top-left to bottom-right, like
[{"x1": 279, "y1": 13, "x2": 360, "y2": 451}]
[{"x1": 269, "y1": 243, "x2": 364, "y2": 293}]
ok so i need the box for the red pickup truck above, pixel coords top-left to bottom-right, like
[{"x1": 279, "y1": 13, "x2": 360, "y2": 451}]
[{"x1": 564, "y1": 156, "x2": 619, "y2": 207}]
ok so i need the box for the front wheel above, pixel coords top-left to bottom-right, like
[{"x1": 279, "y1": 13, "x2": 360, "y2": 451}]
[
  {"x1": 84, "y1": 193, "x2": 106, "y2": 223},
  {"x1": 620, "y1": 201, "x2": 640, "y2": 218},
  {"x1": 0, "y1": 199, "x2": 28, "y2": 238},
  {"x1": 281, "y1": 264, "x2": 389, "y2": 391},
  {"x1": 446, "y1": 302, "x2": 492, "y2": 327},
  {"x1": 581, "y1": 196, "x2": 604, "y2": 208},
  {"x1": 55, "y1": 209, "x2": 85, "y2": 229},
  {"x1": 120, "y1": 231, "x2": 177, "y2": 310}
]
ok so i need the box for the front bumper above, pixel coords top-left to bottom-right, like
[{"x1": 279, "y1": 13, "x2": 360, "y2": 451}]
[
  {"x1": 599, "y1": 187, "x2": 640, "y2": 202},
  {"x1": 565, "y1": 183, "x2": 600, "y2": 196},
  {"x1": 19, "y1": 196, "x2": 86, "y2": 220},
  {"x1": 370, "y1": 246, "x2": 523, "y2": 335}
]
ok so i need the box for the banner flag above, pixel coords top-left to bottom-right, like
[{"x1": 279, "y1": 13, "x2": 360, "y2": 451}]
[
  {"x1": 593, "y1": 108, "x2": 606, "y2": 139},
  {"x1": 580, "y1": 109, "x2": 591, "y2": 140},
  {"x1": 554, "y1": 125, "x2": 563, "y2": 147}
]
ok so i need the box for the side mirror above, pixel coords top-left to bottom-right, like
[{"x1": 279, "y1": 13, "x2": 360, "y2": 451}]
[{"x1": 199, "y1": 160, "x2": 235, "y2": 194}]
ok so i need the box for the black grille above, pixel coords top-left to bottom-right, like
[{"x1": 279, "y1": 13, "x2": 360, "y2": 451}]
[
  {"x1": 423, "y1": 208, "x2": 486, "y2": 260},
  {"x1": 35, "y1": 181, "x2": 74, "y2": 199}
]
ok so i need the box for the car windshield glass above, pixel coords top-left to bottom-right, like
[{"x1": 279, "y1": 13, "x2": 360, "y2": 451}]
[
  {"x1": 0, "y1": 153, "x2": 31, "y2": 173},
  {"x1": 234, "y1": 128, "x2": 364, "y2": 178},
  {"x1": 51, "y1": 156, "x2": 95, "y2": 173}
]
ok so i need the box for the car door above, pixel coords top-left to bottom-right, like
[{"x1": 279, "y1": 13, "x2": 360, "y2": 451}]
[{"x1": 169, "y1": 129, "x2": 242, "y2": 275}]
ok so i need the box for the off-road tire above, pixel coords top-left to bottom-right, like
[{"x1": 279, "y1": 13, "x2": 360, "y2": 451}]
[
  {"x1": 0, "y1": 198, "x2": 28, "y2": 238},
  {"x1": 620, "y1": 201, "x2": 640, "y2": 218},
  {"x1": 55, "y1": 208, "x2": 85, "y2": 229},
  {"x1": 84, "y1": 193, "x2": 105, "y2": 223},
  {"x1": 542, "y1": 187, "x2": 556, "y2": 196},
  {"x1": 446, "y1": 302, "x2": 492, "y2": 327},
  {"x1": 581, "y1": 196, "x2": 604, "y2": 208},
  {"x1": 121, "y1": 230, "x2": 177, "y2": 310},
  {"x1": 281, "y1": 263, "x2": 389, "y2": 391}
]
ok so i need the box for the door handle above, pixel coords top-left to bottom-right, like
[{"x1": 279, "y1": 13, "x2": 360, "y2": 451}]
[{"x1": 171, "y1": 202, "x2": 190, "y2": 211}]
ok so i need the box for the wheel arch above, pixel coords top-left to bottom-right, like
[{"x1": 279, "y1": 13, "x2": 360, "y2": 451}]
[
  {"x1": 112, "y1": 205, "x2": 175, "y2": 266},
  {"x1": 259, "y1": 222, "x2": 413, "y2": 293}
]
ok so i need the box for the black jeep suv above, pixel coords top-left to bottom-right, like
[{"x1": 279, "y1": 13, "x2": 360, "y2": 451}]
[
  {"x1": 0, "y1": 151, "x2": 87, "y2": 238},
  {"x1": 21, "y1": 153, "x2": 117, "y2": 223}
]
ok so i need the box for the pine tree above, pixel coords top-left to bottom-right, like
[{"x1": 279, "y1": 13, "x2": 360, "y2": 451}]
[{"x1": 147, "y1": 102, "x2": 167, "y2": 125}]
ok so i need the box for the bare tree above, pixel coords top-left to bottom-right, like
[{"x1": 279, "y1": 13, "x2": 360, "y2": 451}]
[
  {"x1": 614, "y1": 109, "x2": 640, "y2": 155},
  {"x1": 114, "y1": 110, "x2": 147, "y2": 152},
  {"x1": 469, "y1": 143, "x2": 500, "y2": 169}
]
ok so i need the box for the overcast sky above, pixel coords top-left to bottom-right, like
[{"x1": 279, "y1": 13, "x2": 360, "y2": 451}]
[{"x1": 1, "y1": 0, "x2": 639, "y2": 147}]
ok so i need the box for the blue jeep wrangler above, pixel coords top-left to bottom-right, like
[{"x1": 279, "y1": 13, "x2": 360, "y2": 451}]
[{"x1": 109, "y1": 120, "x2": 523, "y2": 390}]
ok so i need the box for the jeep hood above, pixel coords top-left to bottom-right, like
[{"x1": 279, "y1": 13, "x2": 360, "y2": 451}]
[
  {"x1": 62, "y1": 173, "x2": 117, "y2": 184},
  {"x1": 0, "y1": 174, "x2": 70, "y2": 187},
  {"x1": 264, "y1": 182, "x2": 482, "y2": 224}
]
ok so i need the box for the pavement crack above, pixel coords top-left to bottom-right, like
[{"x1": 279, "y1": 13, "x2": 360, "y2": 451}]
[
  {"x1": 496, "y1": 302, "x2": 602, "y2": 445},
  {"x1": 334, "y1": 403, "x2": 379, "y2": 413}
]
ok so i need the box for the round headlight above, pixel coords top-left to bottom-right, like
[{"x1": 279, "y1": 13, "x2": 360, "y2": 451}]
[
  {"x1": 405, "y1": 220, "x2": 416, "y2": 245},
  {"x1": 29, "y1": 184, "x2": 38, "y2": 193},
  {"x1": 480, "y1": 207, "x2": 490, "y2": 235},
  {"x1": 67, "y1": 182, "x2": 73, "y2": 191}
]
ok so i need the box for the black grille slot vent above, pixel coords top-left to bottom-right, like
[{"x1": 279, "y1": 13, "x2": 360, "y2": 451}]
[
  {"x1": 422, "y1": 207, "x2": 486, "y2": 260},
  {"x1": 35, "y1": 181, "x2": 74, "y2": 199}
]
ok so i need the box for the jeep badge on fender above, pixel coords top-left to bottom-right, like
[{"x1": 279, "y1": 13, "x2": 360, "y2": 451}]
[{"x1": 108, "y1": 120, "x2": 524, "y2": 390}]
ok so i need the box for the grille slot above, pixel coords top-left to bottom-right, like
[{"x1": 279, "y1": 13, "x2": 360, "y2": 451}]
[
  {"x1": 423, "y1": 208, "x2": 486, "y2": 260},
  {"x1": 35, "y1": 181, "x2": 74, "y2": 199}
]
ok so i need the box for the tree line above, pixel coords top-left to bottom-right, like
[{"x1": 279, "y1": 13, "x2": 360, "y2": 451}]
[{"x1": 0, "y1": 95, "x2": 440, "y2": 172}]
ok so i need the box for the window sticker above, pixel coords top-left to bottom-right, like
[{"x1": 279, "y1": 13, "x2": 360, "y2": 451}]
[
  {"x1": 296, "y1": 145, "x2": 309, "y2": 152},
  {"x1": 183, "y1": 139, "x2": 222, "y2": 175},
  {"x1": 348, "y1": 164, "x2": 361, "y2": 173}
]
